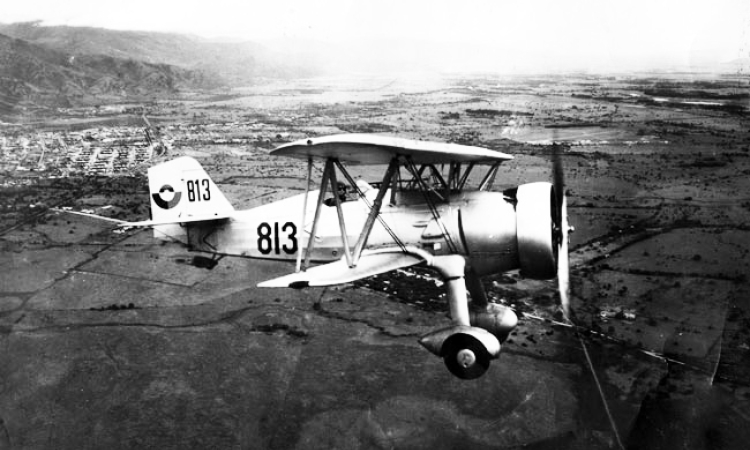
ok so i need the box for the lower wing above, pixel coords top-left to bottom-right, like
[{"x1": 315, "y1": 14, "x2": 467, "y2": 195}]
[{"x1": 258, "y1": 247, "x2": 427, "y2": 288}]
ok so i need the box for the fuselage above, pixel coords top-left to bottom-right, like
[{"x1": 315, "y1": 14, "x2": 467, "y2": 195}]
[{"x1": 178, "y1": 186, "x2": 522, "y2": 276}]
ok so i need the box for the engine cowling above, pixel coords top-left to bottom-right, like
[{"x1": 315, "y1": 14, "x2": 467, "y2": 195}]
[
  {"x1": 515, "y1": 182, "x2": 556, "y2": 279},
  {"x1": 454, "y1": 183, "x2": 557, "y2": 279}
]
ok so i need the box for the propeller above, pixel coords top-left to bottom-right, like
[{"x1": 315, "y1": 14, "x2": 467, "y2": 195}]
[
  {"x1": 552, "y1": 141, "x2": 572, "y2": 323},
  {"x1": 551, "y1": 140, "x2": 626, "y2": 447}
]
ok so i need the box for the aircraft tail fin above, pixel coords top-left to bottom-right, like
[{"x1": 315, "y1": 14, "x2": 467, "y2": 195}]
[{"x1": 146, "y1": 156, "x2": 234, "y2": 224}]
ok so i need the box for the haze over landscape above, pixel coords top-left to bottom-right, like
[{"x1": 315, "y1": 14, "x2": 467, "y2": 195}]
[
  {"x1": 1, "y1": 0, "x2": 748, "y2": 114},
  {"x1": 3, "y1": 0, "x2": 749, "y2": 74}
]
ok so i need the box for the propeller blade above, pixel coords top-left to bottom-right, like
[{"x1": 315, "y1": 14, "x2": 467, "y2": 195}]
[
  {"x1": 552, "y1": 143, "x2": 566, "y2": 209},
  {"x1": 558, "y1": 194, "x2": 571, "y2": 322},
  {"x1": 552, "y1": 142, "x2": 571, "y2": 323}
]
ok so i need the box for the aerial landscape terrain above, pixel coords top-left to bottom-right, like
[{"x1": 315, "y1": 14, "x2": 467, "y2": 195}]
[{"x1": 1, "y1": 21, "x2": 750, "y2": 450}]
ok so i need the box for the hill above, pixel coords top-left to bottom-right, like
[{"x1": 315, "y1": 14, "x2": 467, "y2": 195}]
[
  {"x1": 0, "y1": 22, "x2": 318, "y2": 86},
  {"x1": 0, "y1": 31, "x2": 223, "y2": 114}
]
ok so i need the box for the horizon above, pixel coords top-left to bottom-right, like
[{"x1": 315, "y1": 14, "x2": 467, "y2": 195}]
[{"x1": 2, "y1": 0, "x2": 749, "y2": 74}]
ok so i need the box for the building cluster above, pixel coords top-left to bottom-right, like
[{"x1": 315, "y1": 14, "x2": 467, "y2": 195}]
[
  {"x1": 0, "y1": 121, "x2": 294, "y2": 177},
  {"x1": 0, "y1": 127, "x2": 157, "y2": 176}
]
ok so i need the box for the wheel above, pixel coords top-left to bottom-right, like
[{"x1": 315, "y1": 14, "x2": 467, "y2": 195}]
[{"x1": 442, "y1": 333, "x2": 491, "y2": 380}]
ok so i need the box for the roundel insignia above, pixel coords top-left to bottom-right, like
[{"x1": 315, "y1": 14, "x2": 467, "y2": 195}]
[{"x1": 152, "y1": 184, "x2": 182, "y2": 209}]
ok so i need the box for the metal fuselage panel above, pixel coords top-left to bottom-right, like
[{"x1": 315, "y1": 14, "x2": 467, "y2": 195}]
[
  {"x1": 454, "y1": 191, "x2": 519, "y2": 276},
  {"x1": 186, "y1": 189, "x2": 521, "y2": 274}
]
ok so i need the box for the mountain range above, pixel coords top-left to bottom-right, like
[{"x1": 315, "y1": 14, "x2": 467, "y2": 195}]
[
  {"x1": 2, "y1": 21, "x2": 745, "y2": 116},
  {"x1": 0, "y1": 21, "x2": 317, "y2": 114}
]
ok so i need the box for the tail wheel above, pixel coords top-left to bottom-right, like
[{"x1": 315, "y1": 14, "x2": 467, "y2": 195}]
[{"x1": 442, "y1": 333, "x2": 490, "y2": 380}]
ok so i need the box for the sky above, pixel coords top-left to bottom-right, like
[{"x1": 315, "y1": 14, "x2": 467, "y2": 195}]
[{"x1": 2, "y1": 0, "x2": 749, "y2": 72}]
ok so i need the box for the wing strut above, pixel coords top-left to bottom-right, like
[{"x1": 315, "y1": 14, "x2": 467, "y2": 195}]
[
  {"x1": 328, "y1": 159, "x2": 353, "y2": 267},
  {"x1": 478, "y1": 162, "x2": 500, "y2": 191},
  {"x1": 302, "y1": 158, "x2": 333, "y2": 271},
  {"x1": 295, "y1": 157, "x2": 313, "y2": 273},
  {"x1": 336, "y1": 158, "x2": 399, "y2": 266},
  {"x1": 301, "y1": 156, "x2": 403, "y2": 271},
  {"x1": 446, "y1": 162, "x2": 457, "y2": 199},
  {"x1": 405, "y1": 157, "x2": 459, "y2": 253},
  {"x1": 426, "y1": 165, "x2": 447, "y2": 196},
  {"x1": 457, "y1": 162, "x2": 476, "y2": 190}
]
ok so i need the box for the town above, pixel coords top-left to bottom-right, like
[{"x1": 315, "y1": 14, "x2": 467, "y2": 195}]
[{"x1": 0, "y1": 112, "x2": 296, "y2": 177}]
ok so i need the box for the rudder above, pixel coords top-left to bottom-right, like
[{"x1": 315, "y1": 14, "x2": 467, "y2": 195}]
[{"x1": 147, "y1": 156, "x2": 234, "y2": 223}]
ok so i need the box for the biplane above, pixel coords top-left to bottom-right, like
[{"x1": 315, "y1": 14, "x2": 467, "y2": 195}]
[{"x1": 123, "y1": 134, "x2": 572, "y2": 379}]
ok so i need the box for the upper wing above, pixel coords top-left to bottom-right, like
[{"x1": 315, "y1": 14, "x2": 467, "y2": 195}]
[
  {"x1": 258, "y1": 247, "x2": 425, "y2": 288},
  {"x1": 272, "y1": 134, "x2": 513, "y2": 165}
]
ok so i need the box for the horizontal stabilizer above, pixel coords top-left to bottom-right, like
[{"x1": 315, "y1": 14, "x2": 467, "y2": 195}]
[
  {"x1": 118, "y1": 214, "x2": 232, "y2": 228},
  {"x1": 51, "y1": 208, "x2": 128, "y2": 224},
  {"x1": 258, "y1": 248, "x2": 426, "y2": 288}
]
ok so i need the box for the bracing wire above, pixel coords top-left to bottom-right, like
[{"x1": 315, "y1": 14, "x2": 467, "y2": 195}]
[{"x1": 404, "y1": 157, "x2": 459, "y2": 254}]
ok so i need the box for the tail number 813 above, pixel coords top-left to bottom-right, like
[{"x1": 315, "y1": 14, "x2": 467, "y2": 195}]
[
  {"x1": 257, "y1": 222, "x2": 298, "y2": 255},
  {"x1": 186, "y1": 179, "x2": 211, "y2": 202}
]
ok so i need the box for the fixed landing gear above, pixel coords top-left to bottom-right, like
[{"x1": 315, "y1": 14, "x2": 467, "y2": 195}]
[
  {"x1": 418, "y1": 255, "x2": 511, "y2": 380},
  {"x1": 442, "y1": 333, "x2": 491, "y2": 380}
]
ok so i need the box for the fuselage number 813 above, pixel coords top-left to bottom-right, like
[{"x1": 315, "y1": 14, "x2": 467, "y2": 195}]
[{"x1": 257, "y1": 222, "x2": 298, "y2": 255}]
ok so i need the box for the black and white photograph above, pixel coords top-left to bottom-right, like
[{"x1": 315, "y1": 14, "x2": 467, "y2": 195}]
[{"x1": 1, "y1": 1, "x2": 749, "y2": 448}]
